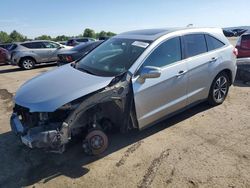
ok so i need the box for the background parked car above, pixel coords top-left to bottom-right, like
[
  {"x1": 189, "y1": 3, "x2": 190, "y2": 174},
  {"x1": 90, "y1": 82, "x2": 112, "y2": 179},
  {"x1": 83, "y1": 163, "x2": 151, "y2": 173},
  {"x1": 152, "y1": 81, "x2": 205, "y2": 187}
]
[
  {"x1": 66, "y1": 37, "x2": 96, "y2": 46},
  {"x1": 98, "y1": 36, "x2": 110, "y2": 40},
  {"x1": 57, "y1": 40, "x2": 103, "y2": 66},
  {"x1": 0, "y1": 43, "x2": 13, "y2": 50},
  {"x1": 223, "y1": 30, "x2": 235, "y2": 37},
  {"x1": 10, "y1": 40, "x2": 72, "y2": 70},
  {"x1": 0, "y1": 47, "x2": 10, "y2": 65},
  {"x1": 232, "y1": 29, "x2": 247, "y2": 37},
  {"x1": 236, "y1": 33, "x2": 250, "y2": 62}
]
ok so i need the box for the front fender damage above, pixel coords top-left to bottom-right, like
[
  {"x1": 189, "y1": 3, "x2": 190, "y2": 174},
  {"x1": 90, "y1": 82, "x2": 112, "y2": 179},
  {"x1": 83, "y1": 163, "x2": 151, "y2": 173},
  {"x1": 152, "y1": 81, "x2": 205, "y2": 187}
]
[{"x1": 12, "y1": 72, "x2": 138, "y2": 153}]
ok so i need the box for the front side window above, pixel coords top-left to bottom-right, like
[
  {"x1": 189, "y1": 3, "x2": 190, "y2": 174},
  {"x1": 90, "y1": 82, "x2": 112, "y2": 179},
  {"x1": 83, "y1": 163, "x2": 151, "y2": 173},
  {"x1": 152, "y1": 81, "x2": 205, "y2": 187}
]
[
  {"x1": 143, "y1": 37, "x2": 182, "y2": 68},
  {"x1": 43, "y1": 42, "x2": 59, "y2": 48},
  {"x1": 205, "y1": 34, "x2": 225, "y2": 51},
  {"x1": 183, "y1": 34, "x2": 207, "y2": 58},
  {"x1": 76, "y1": 38, "x2": 151, "y2": 76}
]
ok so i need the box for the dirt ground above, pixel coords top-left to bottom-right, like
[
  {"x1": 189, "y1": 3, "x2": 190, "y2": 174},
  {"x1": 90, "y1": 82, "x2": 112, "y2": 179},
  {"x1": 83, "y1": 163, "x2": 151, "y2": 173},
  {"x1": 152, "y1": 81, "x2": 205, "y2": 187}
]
[{"x1": 0, "y1": 40, "x2": 250, "y2": 188}]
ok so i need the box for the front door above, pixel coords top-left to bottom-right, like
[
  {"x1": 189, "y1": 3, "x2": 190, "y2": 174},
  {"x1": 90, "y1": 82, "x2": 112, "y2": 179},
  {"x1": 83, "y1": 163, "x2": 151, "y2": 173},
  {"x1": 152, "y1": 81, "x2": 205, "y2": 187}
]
[
  {"x1": 42, "y1": 42, "x2": 60, "y2": 62},
  {"x1": 132, "y1": 37, "x2": 188, "y2": 129}
]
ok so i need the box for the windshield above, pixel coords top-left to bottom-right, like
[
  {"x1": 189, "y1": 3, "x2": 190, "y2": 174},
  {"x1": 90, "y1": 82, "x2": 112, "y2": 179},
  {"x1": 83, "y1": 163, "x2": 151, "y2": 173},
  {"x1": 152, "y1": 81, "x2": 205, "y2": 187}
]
[{"x1": 76, "y1": 38, "x2": 151, "y2": 77}]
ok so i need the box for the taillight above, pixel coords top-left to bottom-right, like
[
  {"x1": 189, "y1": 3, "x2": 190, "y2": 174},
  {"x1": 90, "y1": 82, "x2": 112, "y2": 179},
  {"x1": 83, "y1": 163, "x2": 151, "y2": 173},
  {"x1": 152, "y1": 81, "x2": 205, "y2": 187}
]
[
  {"x1": 233, "y1": 48, "x2": 238, "y2": 56},
  {"x1": 65, "y1": 55, "x2": 73, "y2": 62}
]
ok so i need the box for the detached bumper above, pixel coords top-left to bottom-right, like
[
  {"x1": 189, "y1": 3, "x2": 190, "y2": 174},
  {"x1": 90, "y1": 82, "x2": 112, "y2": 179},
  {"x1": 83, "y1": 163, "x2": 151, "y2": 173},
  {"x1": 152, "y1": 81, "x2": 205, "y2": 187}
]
[{"x1": 10, "y1": 113, "x2": 70, "y2": 149}]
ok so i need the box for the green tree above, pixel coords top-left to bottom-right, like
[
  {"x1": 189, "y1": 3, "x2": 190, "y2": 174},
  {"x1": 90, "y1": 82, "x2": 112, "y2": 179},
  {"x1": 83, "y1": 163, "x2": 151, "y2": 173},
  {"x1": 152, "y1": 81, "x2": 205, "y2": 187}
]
[
  {"x1": 98, "y1": 31, "x2": 107, "y2": 38},
  {"x1": 106, "y1": 31, "x2": 116, "y2": 37},
  {"x1": 9, "y1": 30, "x2": 27, "y2": 42},
  {"x1": 0, "y1": 31, "x2": 10, "y2": 43},
  {"x1": 83, "y1": 28, "x2": 95, "y2": 38},
  {"x1": 54, "y1": 35, "x2": 69, "y2": 42},
  {"x1": 35, "y1": 35, "x2": 52, "y2": 40}
]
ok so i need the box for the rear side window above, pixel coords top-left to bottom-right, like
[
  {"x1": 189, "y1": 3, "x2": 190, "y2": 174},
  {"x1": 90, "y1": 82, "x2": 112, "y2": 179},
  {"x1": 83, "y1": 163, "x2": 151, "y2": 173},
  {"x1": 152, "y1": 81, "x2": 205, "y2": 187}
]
[
  {"x1": 205, "y1": 35, "x2": 225, "y2": 51},
  {"x1": 22, "y1": 42, "x2": 44, "y2": 49},
  {"x1": 143, "y1": 37, "x2": 182, "y2": 68},
  {"x1": 183, "y1": 34, "x2": 207, "y2": 58},
  {"x1": 241, "y1": 35, "x2": 250, "y2": 49}
]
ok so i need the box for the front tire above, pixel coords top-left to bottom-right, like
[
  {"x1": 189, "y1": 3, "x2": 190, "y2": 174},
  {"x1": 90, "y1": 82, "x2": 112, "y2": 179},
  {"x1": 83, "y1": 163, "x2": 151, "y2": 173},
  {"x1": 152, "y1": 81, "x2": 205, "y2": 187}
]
[
  {"x1": 208, "y1": 72, "x2": 230, "y2": 106},
  {"x1": 20, "y1": 58, "x2": 35, "y2": 70}
]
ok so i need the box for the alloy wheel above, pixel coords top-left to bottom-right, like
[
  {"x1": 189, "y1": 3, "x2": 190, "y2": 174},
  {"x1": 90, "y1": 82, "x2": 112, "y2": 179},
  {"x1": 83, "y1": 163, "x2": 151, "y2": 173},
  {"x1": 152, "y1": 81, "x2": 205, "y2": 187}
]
[
  {"x1": 22, "y1": 59, "x2": 34, "y2": 69},
  {"x1": 213, "y1": 76, "x2": 228, "y2": 103}
]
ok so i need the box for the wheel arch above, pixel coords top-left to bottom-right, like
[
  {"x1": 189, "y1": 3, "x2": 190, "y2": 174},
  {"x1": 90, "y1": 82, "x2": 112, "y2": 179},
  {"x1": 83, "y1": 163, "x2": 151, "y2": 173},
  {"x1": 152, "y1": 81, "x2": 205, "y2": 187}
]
[
  {"x1": 18, "y1": 56, "x2": 37, "y2": 66},
  {"x1": 219, "y1": 69, "x2": 233, "y2": 85}
]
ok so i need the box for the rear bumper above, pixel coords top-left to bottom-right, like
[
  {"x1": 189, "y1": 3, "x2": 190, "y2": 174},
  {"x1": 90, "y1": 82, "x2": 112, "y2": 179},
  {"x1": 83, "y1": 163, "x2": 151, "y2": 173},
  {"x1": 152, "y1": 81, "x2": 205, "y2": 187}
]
[{"x1": 237, "y1": 57, "x2": 250, "y2": 64}]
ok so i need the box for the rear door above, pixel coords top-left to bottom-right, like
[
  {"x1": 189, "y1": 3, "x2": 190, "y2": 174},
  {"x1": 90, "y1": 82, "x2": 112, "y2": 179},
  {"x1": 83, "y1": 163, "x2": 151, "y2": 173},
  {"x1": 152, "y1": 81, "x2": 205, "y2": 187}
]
[
  {"x1": 133, "y1": 37, "x2": 188, "y2": 129},
  {"x1": 183, "y1": 34, "x2": 226, "y2": 105}
]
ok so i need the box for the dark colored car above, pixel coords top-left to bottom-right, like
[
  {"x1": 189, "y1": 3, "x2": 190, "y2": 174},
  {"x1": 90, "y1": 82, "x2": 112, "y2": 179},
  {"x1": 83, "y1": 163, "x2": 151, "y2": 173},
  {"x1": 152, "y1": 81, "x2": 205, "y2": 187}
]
[
  {"x1": 0, "y1": 47, "x2": 10, "y2": 64},
  {"x1": 223, "y1": 30, "x2": 235, "y2": 37},
  {"x1": 57, "y1": 41, "x2": 103, "y2": 66},
  {"x1": 232, "y1": 29, "x2": 247, "y2": 37},
  {"x1": 66, "y1": 38, "x2": 96, "y2": 46},
  {"x1": 0, "y1": 43, "x2": 12, "y2": 50},
  {"x1": 98, "y1": 36, "x2": 110, "y2": 40},
  {"x1": 236, "y1": 33, "x2": 250, "y2": 63}
]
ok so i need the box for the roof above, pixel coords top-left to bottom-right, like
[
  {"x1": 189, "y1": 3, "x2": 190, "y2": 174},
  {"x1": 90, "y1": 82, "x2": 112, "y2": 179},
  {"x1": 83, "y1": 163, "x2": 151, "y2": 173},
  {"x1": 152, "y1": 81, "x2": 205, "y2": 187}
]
[
  {"x1": 115, "y1": 27, "x2": 221, "y2": 41},
  {"x1": 115, "y1": 28, "x2": 190, "y2": 41}
]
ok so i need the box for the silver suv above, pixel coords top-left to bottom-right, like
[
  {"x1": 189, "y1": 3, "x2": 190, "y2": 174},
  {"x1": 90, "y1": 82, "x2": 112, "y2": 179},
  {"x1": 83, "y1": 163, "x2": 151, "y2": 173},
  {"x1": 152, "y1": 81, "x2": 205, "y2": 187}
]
[
  {"x1": 10, "y1": 40, "x2": 72, "y2": 69},
  {"x1": 10, "y1": 28, "x2": 237, "y2": 154}
]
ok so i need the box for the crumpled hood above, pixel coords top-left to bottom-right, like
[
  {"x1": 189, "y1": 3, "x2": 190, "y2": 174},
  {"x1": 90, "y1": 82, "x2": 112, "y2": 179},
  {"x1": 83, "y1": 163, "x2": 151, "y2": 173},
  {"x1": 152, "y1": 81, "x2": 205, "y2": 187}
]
[{"x1": 15, "y1": 64, "x2": 113, "y2": 112}]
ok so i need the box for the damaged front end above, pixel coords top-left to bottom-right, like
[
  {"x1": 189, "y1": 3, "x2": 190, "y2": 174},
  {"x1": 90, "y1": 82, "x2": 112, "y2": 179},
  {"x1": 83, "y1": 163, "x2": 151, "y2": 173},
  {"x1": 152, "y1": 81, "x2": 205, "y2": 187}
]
[
  {"x1": 10, "y1": 105, "x2": 71, "y2": 152},
  {"x1": 10, "y1": 72, "x2": 138, "y2": 154}
]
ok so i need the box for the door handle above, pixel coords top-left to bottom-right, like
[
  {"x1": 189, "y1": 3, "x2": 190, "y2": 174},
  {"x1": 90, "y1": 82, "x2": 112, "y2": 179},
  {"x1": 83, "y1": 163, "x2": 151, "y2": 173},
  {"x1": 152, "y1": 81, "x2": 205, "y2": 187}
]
[
  {"x1": 208, "y1": 57, "x2": 218, "y2": 63},
  {"x1": 176, "y1": 70, "x2": 187, "y2": 77}
]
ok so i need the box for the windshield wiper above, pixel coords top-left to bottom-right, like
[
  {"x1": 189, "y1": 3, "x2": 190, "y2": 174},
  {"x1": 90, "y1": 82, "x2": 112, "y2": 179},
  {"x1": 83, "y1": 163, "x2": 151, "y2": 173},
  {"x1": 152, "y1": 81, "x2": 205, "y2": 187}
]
[{"x1": 77, "y1": 67, "x2": 96, "y2": 75}]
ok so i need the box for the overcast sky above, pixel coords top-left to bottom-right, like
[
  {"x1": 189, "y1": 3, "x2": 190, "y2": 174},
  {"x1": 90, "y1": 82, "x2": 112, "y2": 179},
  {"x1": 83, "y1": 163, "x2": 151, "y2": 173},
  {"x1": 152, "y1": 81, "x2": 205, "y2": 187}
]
[{"x1": 0, "y1": 0, "x2": 249, "y2": 38}]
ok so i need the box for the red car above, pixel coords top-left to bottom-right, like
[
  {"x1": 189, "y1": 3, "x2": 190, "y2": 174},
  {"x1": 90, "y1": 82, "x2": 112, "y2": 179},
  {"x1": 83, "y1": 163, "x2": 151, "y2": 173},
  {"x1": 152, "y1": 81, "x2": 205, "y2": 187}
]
[
  {"x1": 0, "y1": 47, "x2": 10, "y2": 65},
  {"x1": 236, "y1": 33, "x2": 250, "y2": 63}
]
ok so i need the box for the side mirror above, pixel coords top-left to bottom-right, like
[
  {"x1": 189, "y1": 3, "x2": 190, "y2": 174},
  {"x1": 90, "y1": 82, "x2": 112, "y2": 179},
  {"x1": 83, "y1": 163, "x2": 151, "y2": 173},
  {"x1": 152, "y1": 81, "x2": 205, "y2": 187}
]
[
  {"x1": 57, "y1": 46, "x2": 64, "y2": 49},
  {"x1": 138, "y1": 66, "x2": 161, "y2": 83}
]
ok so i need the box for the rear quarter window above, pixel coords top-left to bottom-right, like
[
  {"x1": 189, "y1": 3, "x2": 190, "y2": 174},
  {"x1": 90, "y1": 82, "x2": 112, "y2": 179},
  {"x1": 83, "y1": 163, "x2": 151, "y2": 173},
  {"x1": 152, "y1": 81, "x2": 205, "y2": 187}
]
[
  {"x1": 205, "y1": 34, "x2": 225, "y2": 51},
  {"x1": 183, "y1": 34, "x2": 207, "y2": 58}
]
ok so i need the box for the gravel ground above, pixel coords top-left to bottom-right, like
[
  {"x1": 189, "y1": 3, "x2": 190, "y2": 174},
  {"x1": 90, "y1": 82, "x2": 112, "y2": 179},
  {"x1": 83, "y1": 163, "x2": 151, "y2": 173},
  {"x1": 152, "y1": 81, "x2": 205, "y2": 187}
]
[{"x1": 0, "y1": 38, "x2": 249, "y2": 188}]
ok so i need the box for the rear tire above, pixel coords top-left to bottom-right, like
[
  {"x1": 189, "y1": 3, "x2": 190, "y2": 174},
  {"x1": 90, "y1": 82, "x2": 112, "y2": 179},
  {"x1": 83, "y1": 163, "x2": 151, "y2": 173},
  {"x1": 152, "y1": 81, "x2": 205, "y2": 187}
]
[
  {"x1": 20, "y1": 58, "x2": 35, "y2": 70},
  {"x1": 208, "y1": 72, "x2": 230, "y2": 106}
]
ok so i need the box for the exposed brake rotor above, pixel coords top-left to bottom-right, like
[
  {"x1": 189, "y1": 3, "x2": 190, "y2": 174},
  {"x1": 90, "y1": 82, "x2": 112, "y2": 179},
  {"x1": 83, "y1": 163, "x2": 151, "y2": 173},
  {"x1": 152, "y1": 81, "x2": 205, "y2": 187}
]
[{"x1": 82, "y1": 129, "x2": 108, "y2": 155}]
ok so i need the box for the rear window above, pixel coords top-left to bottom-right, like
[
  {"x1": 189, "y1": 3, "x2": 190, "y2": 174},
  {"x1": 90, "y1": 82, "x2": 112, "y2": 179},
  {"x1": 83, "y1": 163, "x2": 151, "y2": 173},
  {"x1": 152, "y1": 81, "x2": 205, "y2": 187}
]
[
  {"x1": 183, "y1": 34, "x2": 207, "y2": 58},
  {"x1": 241, "y1": 35, "x2": 250, "y2": 49},
  {"x1": 205, "y1": 35, "x2": 225, "y2": 51},
  {"x1": 21, "y1": 42, "x2": 44, "y2": 49},
  {"x1": 76, "y1": 38, "x2": 89, "y2": 42},
  {"x1": 73, "y1": 41, "x2": 102, "y2": 52}
]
